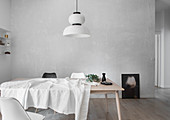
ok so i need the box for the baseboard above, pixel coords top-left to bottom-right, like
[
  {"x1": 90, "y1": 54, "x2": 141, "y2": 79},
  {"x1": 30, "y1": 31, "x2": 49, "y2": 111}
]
[{"x1": 163, "y1": 85, "x2": 170, "y2": 88}]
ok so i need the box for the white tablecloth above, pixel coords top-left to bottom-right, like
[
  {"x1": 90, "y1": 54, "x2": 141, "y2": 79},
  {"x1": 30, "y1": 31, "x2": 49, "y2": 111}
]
[{"x1": 0, "y1": 78, "x2": 91, "y2": 120}]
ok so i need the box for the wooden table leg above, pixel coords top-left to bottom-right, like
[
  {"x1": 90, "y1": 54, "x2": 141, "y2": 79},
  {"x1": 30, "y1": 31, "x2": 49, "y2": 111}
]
[
  {"x1": 88, "y1": 98, "x2": 90, "y2": 120},
  {"x1": 115, "y1": 91, "x2": 122, "y2": 120},
  {"x1": 54, "y1": 110, "x2": 56, "y2": 115},
  {"x1": 105, "y1": 94, "x2": 108, "y2": 113}
]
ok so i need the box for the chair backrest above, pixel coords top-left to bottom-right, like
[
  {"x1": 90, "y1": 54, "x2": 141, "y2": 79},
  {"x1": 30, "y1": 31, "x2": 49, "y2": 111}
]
[
  {"x1": 0, "y1": 97, "x2": 31, "y2": 120},
  {"x1": 70, "y1": 73, "x2": 86, "y2": 79},
  {"x1": 42, "y1": 72, "x2": 57, "y2": 78}
]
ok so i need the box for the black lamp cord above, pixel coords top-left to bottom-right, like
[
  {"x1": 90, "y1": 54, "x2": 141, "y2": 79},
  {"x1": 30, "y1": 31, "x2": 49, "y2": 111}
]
[
  {"x1": 73, "y1": 0, "x2": 81, "y2": 26},
  {"x1": 76, "y1": 0, "x2": 78, "y2": 12},
  {"x1": 74, "y1": 0, "x2": 80, "y2": 14}
]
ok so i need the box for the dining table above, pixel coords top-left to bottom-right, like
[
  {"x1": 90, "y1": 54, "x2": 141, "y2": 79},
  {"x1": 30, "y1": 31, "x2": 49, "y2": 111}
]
[
  {"x1": 0, "y1": 78, "x2": 124, "y2": 120},
  {"x1": 91, "y1": 78, "x2": 124, "y2": 120}
]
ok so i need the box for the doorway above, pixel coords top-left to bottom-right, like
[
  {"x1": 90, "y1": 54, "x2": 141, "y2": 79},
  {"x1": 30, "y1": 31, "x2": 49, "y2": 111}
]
[{"x1": 155, "y1": 32, "x2": 162, "y2": 87}]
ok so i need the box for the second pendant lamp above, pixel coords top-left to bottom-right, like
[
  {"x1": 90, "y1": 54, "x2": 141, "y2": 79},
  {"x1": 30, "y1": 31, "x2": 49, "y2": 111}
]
[{"x1": 63, "y1": 0, "x2": 90, "y2": 38}]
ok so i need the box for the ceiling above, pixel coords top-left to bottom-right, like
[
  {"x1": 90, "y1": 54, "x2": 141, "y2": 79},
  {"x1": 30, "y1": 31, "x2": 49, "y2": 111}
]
[{"x1": 156, "y1": 0, "x2": 170, "y2": 12}]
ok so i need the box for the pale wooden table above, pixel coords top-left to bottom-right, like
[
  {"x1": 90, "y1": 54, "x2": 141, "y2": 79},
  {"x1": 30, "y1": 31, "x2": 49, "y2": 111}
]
[
  {"x1": 91, "y1": 79, "x2": 124, "y2": 120},
  {"x1": 2, "y1": 78, "x2": 124, "y2": 120}
]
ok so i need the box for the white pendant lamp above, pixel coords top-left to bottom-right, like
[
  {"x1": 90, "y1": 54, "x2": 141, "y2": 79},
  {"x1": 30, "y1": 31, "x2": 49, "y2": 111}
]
[{"x1": 63, "y1": 0, "x2": 90, "y2": 38}]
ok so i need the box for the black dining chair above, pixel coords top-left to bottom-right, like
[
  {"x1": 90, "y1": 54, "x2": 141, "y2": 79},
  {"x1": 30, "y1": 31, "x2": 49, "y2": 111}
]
[
  {"x1": 42, "y1": 72, "x2": 57, "y2": 78},
  {"x1": 35, "y1": 72, "x2": 57, "y2": 113}
]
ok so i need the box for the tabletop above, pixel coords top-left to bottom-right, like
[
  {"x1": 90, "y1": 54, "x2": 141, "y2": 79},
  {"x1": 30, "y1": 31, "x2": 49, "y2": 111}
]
[
  {"x1": 9, "y1": 78, "x2": 124, "y2": 93},
  {"x1": 91, "y1": 78, "x2": 124, "y2": 94}
]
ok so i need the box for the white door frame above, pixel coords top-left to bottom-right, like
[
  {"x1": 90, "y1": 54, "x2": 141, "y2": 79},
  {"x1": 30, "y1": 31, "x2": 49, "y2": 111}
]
[{"x1": 155, "y1": 32, "x2": 164, "y2": 88}]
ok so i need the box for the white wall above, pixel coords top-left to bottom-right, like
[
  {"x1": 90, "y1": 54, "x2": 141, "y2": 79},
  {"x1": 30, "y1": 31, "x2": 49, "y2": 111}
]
[
  {"x1": 164, "y1": 9, "x2": 170, "y2": 88},
  {"x1": 11, "y1": 0, "x2": 155, "y2": 98},
  {"x1": 0, "y1": 0, "x2": 11, "y2": 83},
  {"x1": 0, "y1": 31, "x2": 11, "y2": 83},
  {"x1": 0, "y1": 55, "x2": 11, "y2": 83},
  {"x1": 155, "y1": 11, "x2": 164, "y2": 32},
  {"x1": 0, "y1": 0, "x2": 11, "y2": 31}
]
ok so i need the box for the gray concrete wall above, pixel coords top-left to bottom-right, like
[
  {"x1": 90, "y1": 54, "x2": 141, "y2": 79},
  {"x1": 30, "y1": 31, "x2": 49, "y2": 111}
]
[
  {"x1": 0, "y1": 31, "x2": 11, "y2": 83},
  {"x1": 0, "y1": 0, "x2": 11, "y2": 83},
  {"x1": 11, "y1": 0, "x2": 155, "y2": 98},
  {"x1": 155, "y1": 11, "x2": 164, "y2": 32},
  {"x1": 0, "y1": 0, "x2": 11, "y2": 31},
  {"x1": 0, "y1": 54, "x2": 11, "y2": 83}
]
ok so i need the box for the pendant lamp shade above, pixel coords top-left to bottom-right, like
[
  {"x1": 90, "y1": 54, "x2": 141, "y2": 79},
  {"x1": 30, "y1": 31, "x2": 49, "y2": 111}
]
[
  {"x1": 63, "y1": 25, "x2": 90, "y2": 38},
  {"x1": 63, "y1": 0, "x2": 90, "y2": 38},
  {"x1": 69, "y1": 13, "x2": 85, "y2": 25}
]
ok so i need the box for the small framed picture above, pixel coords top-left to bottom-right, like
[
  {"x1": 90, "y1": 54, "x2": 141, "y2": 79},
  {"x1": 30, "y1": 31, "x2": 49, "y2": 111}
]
[{"x1": 122, "y1": 74, "x2": 140, "y2": 99}]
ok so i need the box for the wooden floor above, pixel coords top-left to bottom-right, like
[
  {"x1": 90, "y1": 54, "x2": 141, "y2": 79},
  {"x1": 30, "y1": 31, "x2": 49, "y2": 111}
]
[
  {"x1": 1, "y1": 88, "x2": 170, "y2": 120},
  {"x1": 88, "y1": 88, "x2": 170, "y2": 120}
]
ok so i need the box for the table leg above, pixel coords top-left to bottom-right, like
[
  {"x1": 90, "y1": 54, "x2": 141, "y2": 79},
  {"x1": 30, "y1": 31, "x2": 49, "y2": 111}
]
[
  {"x1": 115, "y1": 91, "x2": 122, "y2": 120},
  {"x1": 87, "y1": 98, "x2": 90, "y2": 120},
  {"x1": 54, "y1": 110, "x2": 56, "y2": 115},
  {"x1": 105, "y1": 94, "x2": 108, "y2": 113}
]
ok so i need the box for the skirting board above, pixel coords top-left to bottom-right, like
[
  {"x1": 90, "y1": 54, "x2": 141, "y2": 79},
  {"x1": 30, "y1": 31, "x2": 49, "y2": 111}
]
[{"x1": 162, "y1": 85, "x2": 170, "y2": 89}]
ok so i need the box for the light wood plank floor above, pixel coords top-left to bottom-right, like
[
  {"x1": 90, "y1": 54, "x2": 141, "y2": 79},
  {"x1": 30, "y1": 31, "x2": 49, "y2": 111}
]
[{"x1": 1, "y1": 88, "x2": 170, "y2": 120}]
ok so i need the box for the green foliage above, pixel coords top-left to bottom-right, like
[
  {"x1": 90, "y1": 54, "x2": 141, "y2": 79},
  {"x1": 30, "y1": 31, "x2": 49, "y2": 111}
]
[{"x1": 86, "y1": 74, "x2": 100, "y2": 82}]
